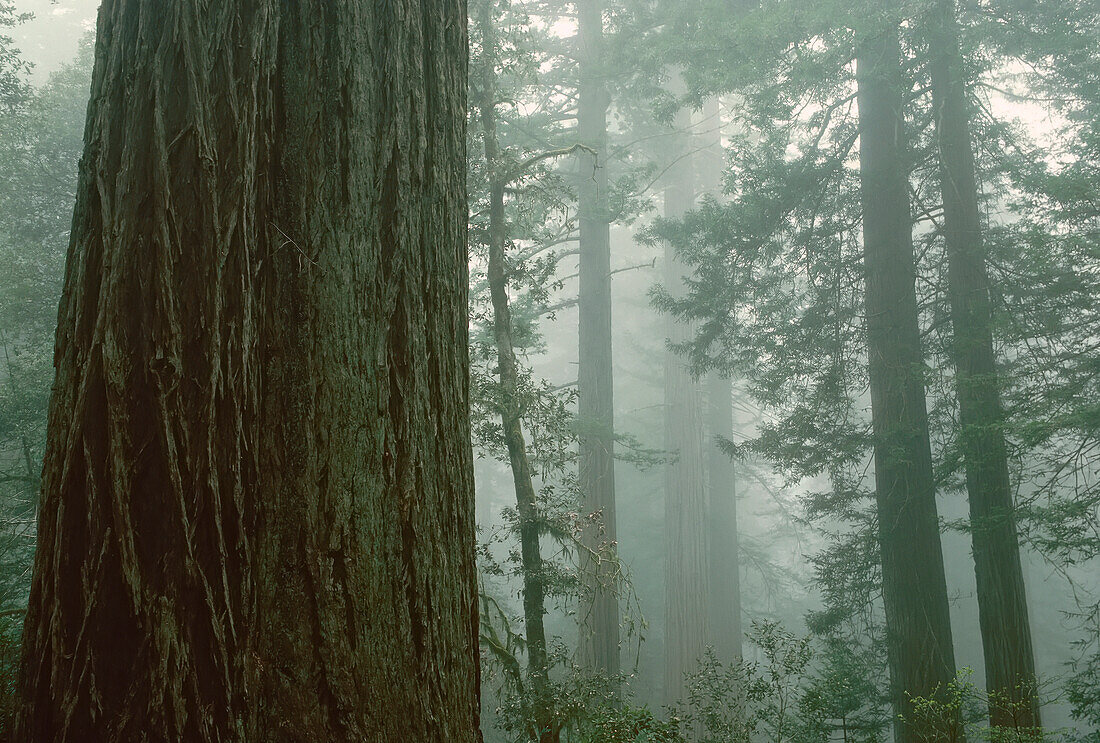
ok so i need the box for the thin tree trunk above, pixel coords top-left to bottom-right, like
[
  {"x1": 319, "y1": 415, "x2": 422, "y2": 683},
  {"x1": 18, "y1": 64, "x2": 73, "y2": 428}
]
[
  {"x1": 15, "y1": 2, "x2": 479, "y2": 741},
  {"x1": 856, "y1": 28, "x2": 962, "y2": 743},
  {"x1": 706, "y1": 373, "x2": 742, "y2": 663},
  {"x1": 927, "y1": 0, "x2": 1041, "y2": 728},
  {"x1": 476, "y1": 4, "x2": 556, "y2": 740},
  {"x1": 576, "y1": 0, "x2": 619, "y2": 678},
  {"x1": 663, "y1": 105, "x2": 710, "y2": 707},
  {"x1": 697, "y1": 98, "x2": 743, "y2": 664}
]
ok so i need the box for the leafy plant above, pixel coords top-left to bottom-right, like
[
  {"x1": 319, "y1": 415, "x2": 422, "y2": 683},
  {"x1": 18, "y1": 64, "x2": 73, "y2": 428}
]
[{"x1": 906, "y1": 670, "x2": 1067, "y2": 743}]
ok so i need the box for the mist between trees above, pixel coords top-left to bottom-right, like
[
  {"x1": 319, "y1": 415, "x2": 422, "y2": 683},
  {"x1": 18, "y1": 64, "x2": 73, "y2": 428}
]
[{"x1": 0, "y1": 0, "x2": 1098, "y2": 742}]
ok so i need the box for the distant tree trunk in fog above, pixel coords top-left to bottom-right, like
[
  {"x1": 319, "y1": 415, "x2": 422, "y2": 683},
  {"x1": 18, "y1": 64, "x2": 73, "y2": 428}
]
[
  {"x1": 706, "y1": 374, "x2": 742, "y2": 661},
  {"x1": 928, "y1": 0, "x2": 1041, "y2": 728},
  {"x1": 663, "y1": 106, "x2": 710, "y2": 707},
  {"x1": 856, "y1": 28, "x2": 962, "y2": 743},
  {"x1": 698, "y1": 98, "x2": 743, "y2": 664},
  {"x1": 15, "y1": 2, "x2": 479, "y2": 741},
  {"x1": 477, "y1": 5, "x2": 556, "y2": 740},
  {"x1": 576, "y1": 0, "x2": 620, "y2": 678}
]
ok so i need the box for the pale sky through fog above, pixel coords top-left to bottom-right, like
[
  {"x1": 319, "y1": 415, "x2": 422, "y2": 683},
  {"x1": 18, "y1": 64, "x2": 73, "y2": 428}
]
[
  {"x1": 11, "y1": 0, "x2": 99, "y2": 83},
  {"x1": 6, "y1": 0, "x2": 1068, "y2": 159}
]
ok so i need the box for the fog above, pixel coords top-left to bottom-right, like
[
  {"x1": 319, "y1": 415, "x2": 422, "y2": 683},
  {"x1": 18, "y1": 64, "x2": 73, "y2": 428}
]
[{"x1": 1, "y1": 1, "x2": 1098, "y2": 741}]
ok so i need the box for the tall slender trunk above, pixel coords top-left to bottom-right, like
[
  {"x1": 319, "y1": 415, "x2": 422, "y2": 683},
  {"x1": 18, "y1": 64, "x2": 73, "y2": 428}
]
[
  {"x1": 15, "y1": 2, "x2": 479, "y2": 741},
  {"x1": 663, "y1": 105, "x2": 710, "y2": 707},
  {"x1": 698, "y1": 98, "x2": 743, "y2": 664},
  {"x1": 856, "y1": 28, "x2": 962, "y2": 743},
  {"x1": 476, "y1": 5, "x2": 556, "y2": 740},
  {"x1": 576, "y1": 0, "x2": 619, "y2": 678},
  {"x1": 706, "y1": 373, "x2": 742, "y2": 662},
  {"x1": 927, "y1": 0, "x2": 1041, "y2": 727}
]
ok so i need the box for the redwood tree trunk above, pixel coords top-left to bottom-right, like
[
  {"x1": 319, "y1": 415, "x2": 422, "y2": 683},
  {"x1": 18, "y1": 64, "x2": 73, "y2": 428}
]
[
  {"x1": 856, "y1": 28, "x2": 962, "y2": 743},
  {"x1": 663, "y1": 106, "x2": 710, "y2": 707},
  {"x1": 927, "y1": 0, "x2": 1041, "y2": 727},
  {"x1": 698, "y1": 98, "x2": 743, "y2": 665},
  {"x1": 576, "y1": 0, "x2": 619, "y2": 678},
  {"x1": 15, "y1": 2, "x2": 479, "y2": 741}
]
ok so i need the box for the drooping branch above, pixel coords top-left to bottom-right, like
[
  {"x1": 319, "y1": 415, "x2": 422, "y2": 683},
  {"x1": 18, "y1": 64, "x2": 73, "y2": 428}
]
[{"x1": 502, "y1": 142, "x2": 599, "y2": 186}]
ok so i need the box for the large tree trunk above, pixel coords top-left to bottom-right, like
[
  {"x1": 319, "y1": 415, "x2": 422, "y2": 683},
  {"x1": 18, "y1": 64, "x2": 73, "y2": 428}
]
[
  {"x1": 856, "y1": 28, "x2": 962, "y2": 743},
  {"x1": 576, "y1": 0, "x2": 619, "y2": 678},
  {"x1": 698, "y1": 98, "x2": 743, "y2": 665},
  {"x1": 927, "y1": 0, "x2": 1041, "y2": 728},
  {"x1": 663, "y1": 106, "x2": 710, "y2": 707},
  {"x1": 15, "y1": 2, "x2": 480, "y2": 741},
  {"x1": 476, "y1": 4, "x2": 555, "y2": 740}
]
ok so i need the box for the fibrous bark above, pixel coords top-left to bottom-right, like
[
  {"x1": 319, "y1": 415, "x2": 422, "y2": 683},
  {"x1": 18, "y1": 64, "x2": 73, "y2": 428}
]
[
  {"x1": 856, "y1": 27, "x2": 962, "y2": 743},
  {"x1": 16, "y1": 1, "x2": 479, "y2": 741},
  {"x1": 927, "y1": 0, "x2": 1041, "y2": 727}
]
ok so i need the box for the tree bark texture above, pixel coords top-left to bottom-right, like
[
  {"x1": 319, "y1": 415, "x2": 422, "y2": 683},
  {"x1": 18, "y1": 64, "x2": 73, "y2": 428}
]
[
  {"x1": 476, "y1": 5, "x2": 555, "y2": 740},
  {"x1": 697, "y1": 98, "x2": 743, "y2": 665},
  {"x1": 856, "y1": 28, "x2": 962, "y2": 743},
  {"x1": 927, "y1": 0, "x2": 1041, "y2": 727},
  {"x1": 575, "y1": 0, "x2": 619, "y2": 678},
  {"x1": 663, "y1": 106, "x2": 710, "y2": 708},
  {"x1": 15, "y1": 1, "x2": 479, "y2": 741}
]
